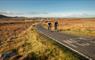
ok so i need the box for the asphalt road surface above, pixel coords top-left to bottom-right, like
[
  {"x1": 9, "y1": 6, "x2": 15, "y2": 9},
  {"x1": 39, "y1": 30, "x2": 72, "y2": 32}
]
[{"x1": 36, "y1": 25, "x2": 95, "y2": 60}]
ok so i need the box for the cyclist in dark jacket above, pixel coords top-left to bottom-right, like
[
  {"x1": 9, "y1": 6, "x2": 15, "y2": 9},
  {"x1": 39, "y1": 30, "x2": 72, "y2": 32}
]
[
  {"x1": 54, "y1": 21, "x2": 58, "y2": 31},
  {"x1": 48, "y1": 22, "x2": 52, "y2": 30}
]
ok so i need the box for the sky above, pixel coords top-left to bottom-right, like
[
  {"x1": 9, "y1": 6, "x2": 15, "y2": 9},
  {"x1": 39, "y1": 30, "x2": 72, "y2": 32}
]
[{"x1": 0, "y1": 0, "x2": 95, "y2": 17}]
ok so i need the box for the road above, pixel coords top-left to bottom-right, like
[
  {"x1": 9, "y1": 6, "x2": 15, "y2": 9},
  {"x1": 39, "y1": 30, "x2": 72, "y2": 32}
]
[{"x1": 36, "y1": 25, "x2": 95, "y2": 60}]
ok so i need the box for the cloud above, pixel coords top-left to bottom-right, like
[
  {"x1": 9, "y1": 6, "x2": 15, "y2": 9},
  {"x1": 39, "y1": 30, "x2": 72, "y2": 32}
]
[
  {"x1": 0, "y1": 10, "x2": 22, "y2": 16},
  {"x1": 0, "y1": 10, "x2": 95, "y2": 18},
  {"x1": 27, "y1": 12, "x2": 48, "y2": 15}
]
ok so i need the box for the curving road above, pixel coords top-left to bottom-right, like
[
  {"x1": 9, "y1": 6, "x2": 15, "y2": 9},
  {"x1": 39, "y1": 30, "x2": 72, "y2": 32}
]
[{"x1": 36, "y1": 25, "x2": 95, "y2": 60}]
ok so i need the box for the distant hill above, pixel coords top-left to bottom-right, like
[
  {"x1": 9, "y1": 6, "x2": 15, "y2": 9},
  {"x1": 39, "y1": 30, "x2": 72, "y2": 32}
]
[{"x1": 0, "y1": 14, "x2": 9, "y2": 18}]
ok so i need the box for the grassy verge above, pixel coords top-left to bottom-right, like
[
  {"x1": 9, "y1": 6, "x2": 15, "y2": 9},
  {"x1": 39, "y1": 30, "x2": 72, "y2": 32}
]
[
  {"x1": 62, "y1": 29, "x2": 95, "y2": 37},
  {"x1": 0, "y1": 28, "x2": 88, "y2": 60}
]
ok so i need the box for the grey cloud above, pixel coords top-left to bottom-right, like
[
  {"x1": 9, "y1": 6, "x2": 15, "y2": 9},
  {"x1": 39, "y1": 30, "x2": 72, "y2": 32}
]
[{"x1": 27, "y1": 12, "x2": 48, "y2": 15}]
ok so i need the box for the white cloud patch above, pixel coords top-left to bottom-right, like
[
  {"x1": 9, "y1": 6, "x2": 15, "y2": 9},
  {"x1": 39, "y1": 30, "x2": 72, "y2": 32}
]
[{"x1": 0, "y1": 10, "x2": 95, "y2": 18}]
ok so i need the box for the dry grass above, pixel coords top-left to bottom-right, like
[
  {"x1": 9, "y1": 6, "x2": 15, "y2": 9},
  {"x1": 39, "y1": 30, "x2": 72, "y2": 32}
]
[{"x1": 0, "y1": 27, "x2": 86, "y2": 60}]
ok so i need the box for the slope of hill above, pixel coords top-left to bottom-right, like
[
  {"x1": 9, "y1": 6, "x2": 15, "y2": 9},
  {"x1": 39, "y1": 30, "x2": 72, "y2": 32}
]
[{"x1": 0, "y1": 14, "x2": 9, "y2": 18}]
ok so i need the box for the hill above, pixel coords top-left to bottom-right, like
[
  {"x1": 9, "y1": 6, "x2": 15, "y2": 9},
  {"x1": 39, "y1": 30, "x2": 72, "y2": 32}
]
[{"x1": 0, "y1": 14, "x2": 9, "y2": 18}]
